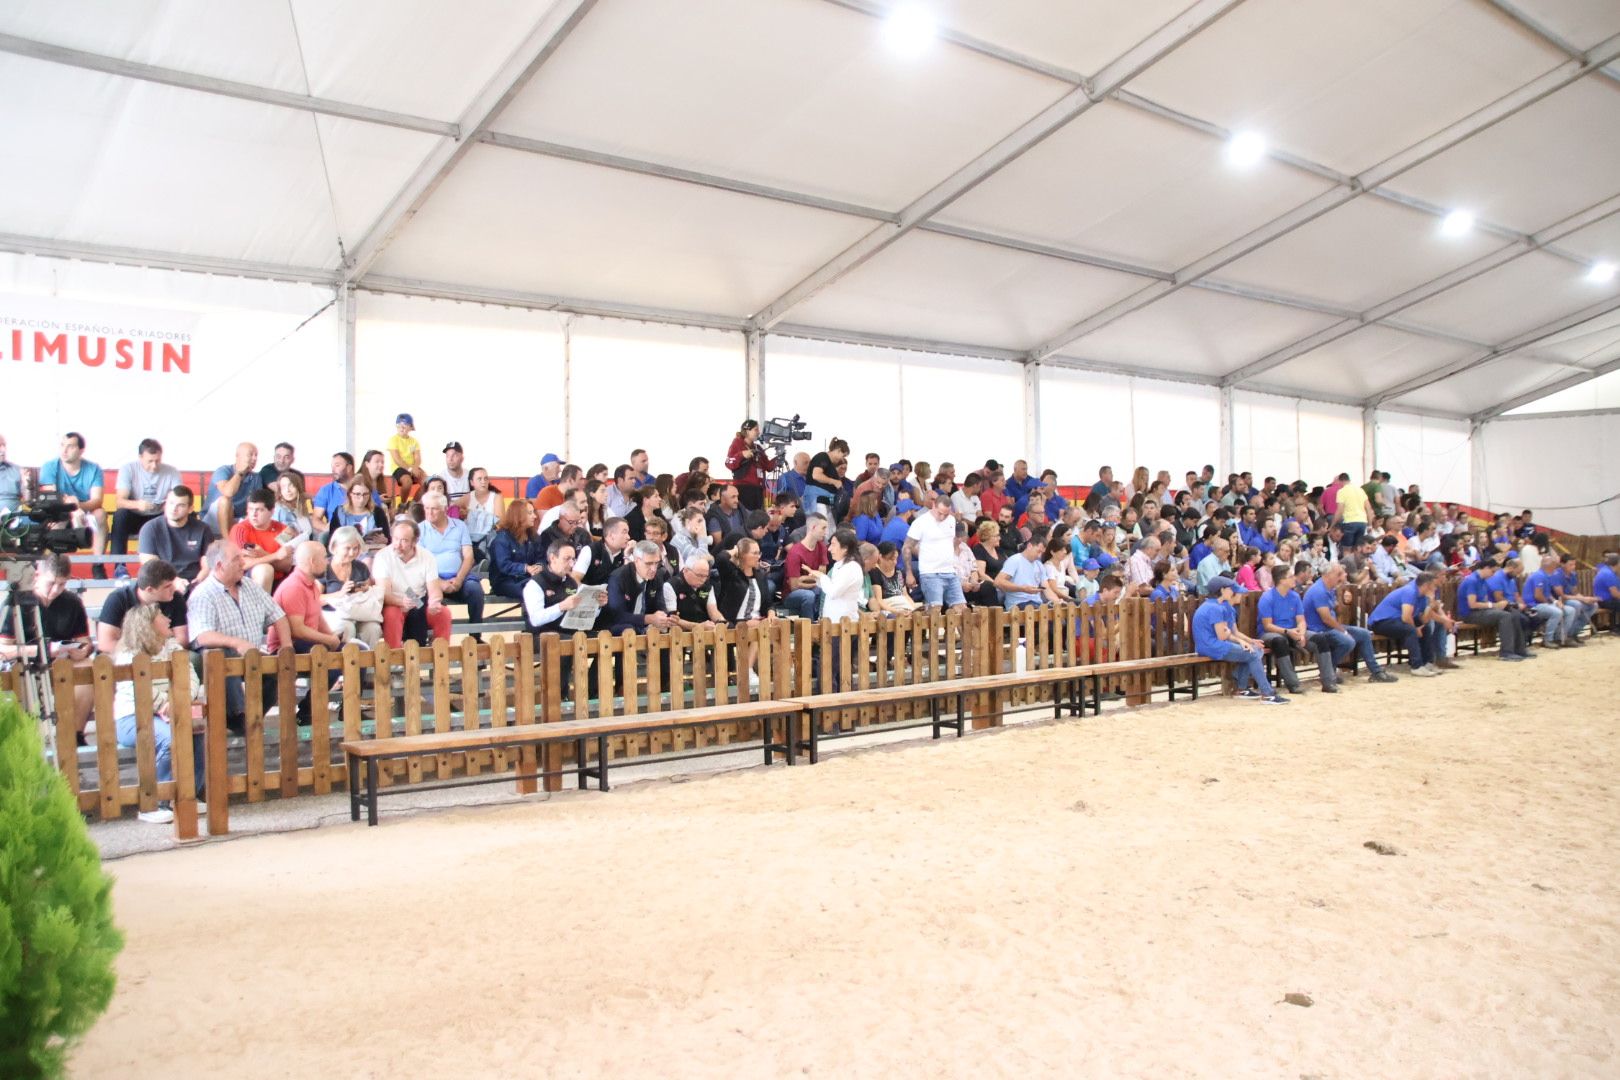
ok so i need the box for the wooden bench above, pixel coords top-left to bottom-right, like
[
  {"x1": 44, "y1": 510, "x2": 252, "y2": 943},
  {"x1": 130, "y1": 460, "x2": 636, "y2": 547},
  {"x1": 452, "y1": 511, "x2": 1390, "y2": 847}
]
[
  {"x1": 783, "y1": 653, "x2": 1203, "y2": 763},
  {"x1": 342, "y1": 699, "x2": 806, "y2": 825}
]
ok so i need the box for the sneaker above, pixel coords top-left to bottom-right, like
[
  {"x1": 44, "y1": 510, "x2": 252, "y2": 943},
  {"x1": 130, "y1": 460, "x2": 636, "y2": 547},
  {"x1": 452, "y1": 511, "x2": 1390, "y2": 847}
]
[
  {"x1": 1436, "y1": 658, "x2": 1460, "y2": 670},
  {"x1": 138, "y1": 806, "x2": 174, "y2": 825},
  {"x1": 1286, "y1": 685, "x2": 1305, "y2": 695},
  {"x1": 1370, "y1": 670, "x2": 1399, "y2": 684},
  {"x1": 1320, "y1": 683, "x2": 1339, "y2": 693},
  {"x1": 1566, "y1": 637, "x2": 1585, "y2": 648},
  {"x1": 1236, "y1": 688, "x2": 1263, "y2": 700},
  {"x1": 1260, "y1": 694, "x2": 1289, "y2": 705},
  {"x1": 1515, "y1": 651, "x2": 1537, "y2": 659},
  {"x1": 1409, "y1": 665, "x2": 1439, "y2": 677},
  {"x1": 1499, "y1": 653, "x2": 1526, "y2": 662}
]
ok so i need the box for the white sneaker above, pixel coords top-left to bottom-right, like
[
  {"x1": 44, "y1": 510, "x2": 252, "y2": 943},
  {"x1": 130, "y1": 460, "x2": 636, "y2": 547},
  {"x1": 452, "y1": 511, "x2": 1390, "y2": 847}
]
[
  {"x1": 1409, "y1": 665, "x2": 1439, "y2": 677},
  {"x1": 138, "y1": 806, "x2": 174, "y2": 824},
  {"x1": 748, "y1": 671, "x2": 760, "y2": 691}
]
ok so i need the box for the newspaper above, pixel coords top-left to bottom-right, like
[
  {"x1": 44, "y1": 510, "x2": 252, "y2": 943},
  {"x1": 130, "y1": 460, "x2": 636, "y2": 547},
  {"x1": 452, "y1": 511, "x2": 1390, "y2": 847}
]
[{"x1": 560, "y1": 585, "x2": 607, "y2": 631}]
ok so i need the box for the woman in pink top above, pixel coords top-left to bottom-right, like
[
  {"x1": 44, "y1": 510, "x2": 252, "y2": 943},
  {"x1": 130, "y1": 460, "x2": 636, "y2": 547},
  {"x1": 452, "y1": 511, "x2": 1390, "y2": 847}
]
[{"x1": 1234, "y1": 546, "x2": 1263, "y2": 593}]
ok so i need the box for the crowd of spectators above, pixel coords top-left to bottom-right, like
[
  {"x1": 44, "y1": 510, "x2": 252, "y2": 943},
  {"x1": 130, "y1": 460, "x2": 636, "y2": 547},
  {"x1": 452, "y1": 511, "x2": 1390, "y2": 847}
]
[{"x1": 4, "y1": 420, "x2": 1618, "y2": 816}]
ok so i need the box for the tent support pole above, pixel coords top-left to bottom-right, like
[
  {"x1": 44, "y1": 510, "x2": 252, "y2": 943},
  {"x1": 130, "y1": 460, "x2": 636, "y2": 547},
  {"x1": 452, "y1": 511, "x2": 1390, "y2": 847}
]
[{"x1": 343, "y1": 286, "x2": 358, "y2": 452}]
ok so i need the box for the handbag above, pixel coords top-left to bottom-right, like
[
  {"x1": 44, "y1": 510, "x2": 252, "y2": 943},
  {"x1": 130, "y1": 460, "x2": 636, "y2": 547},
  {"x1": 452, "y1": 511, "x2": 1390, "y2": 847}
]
[{"x1": 324, "y1": 582, "x2": 385, "y2": 625}]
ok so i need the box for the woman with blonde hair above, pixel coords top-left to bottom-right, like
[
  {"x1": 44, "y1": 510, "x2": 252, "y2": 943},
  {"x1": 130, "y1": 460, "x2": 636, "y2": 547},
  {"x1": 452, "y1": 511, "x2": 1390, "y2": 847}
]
[
  {"x1": 1124, "y1": 465, "x2": 1150, "y2": 502},
  {"x1": 113, "y1": 602, "x2": 204, "y2": 824},
  {"x1": 321, "y1": 526, "x2": 384, "y2": 649}
]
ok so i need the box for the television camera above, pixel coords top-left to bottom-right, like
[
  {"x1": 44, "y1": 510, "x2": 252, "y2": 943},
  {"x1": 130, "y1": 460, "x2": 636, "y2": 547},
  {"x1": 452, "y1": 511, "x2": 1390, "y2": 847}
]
[
  {"x1": 759, "y1": 415, "x2": 812, "y2": 453},
  {"x1": 1, "y1": 494, "x2": 93, "y2": 560}
]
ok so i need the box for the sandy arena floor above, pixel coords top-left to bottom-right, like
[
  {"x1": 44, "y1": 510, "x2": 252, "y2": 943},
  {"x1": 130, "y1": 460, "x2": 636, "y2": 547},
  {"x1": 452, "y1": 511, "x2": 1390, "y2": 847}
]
[{"x1": 75, "y1": 642, "x2": 1619, "y2": 1078}]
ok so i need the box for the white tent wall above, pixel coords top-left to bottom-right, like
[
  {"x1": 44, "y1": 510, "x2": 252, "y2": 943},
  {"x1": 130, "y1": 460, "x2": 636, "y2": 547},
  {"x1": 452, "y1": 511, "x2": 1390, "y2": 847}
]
[
  {"x1": 567, "y1": 318, "x2": 744, "y2": 475},
  {"x1": 1372, "y1": 411, "x2": 1472, "y2": 505},
  {"x1": 353, "y1": 292, "x2": 566, "y2": 477},
  {"x1": 1037, "y1": 366, "x2": 1221, "y2": 484},
  {"x1": 1230, "y1": 390, "x2": 1363, "y2": 486},
  {"x1": 1477, "y1": 414, "x2": 1620, "y2": 534},
  {"x1": 0, "y1": 253, "x2": 343, "y2": 470},
  {"x1": 761, "y1": 339, "x2": 1026, "y2": 471}
]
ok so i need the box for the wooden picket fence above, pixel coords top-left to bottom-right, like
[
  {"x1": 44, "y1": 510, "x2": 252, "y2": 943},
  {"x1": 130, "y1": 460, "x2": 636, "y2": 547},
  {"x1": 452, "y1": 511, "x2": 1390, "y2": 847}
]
[{"x1": 6, "y1": 568, "x2": 1567, "y2": 839}]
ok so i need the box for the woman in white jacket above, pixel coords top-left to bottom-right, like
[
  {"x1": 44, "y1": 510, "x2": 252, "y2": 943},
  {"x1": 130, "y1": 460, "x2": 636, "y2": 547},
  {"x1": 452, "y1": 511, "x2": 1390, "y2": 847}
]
[
  {"x1": 811, "y1": 527, "x2": 866, "y2": 694},
  {"x1": 812, "y1": 527, "x2": 867, "y2": 623}
]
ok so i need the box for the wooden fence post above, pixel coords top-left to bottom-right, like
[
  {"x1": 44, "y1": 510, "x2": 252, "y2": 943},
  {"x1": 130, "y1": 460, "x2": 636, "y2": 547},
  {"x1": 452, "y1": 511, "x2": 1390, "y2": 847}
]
[
  {"x1": 169, "y1": 651, "x2": 200, "y2": 841},
  {"x1": 202, "y1": 649, "x2": 230, "y2": 835}
]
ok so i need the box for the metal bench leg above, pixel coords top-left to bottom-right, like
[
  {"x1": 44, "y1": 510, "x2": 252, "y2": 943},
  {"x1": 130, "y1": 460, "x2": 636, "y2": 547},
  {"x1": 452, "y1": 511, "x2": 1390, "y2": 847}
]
[
  {"x1": 365, "y1": 760, "x2": 379, "y2": 827},
  {"x1": 1191, "y1": 665, "x2": 1200, "y2": 699},
  {"x1": 786, "y1": 711, "x2": 797, "y2": 766},
  {"x1": 348, "y1": 755, "x2": 360, "y2": 822},
  {"x1": 809, "y1": 710, "x2": 820, "y2": 765},
  {"x1": 596, "y1": 735, "x2": 609, "y2": 791},
  {"x1": 931, "y1": 697, "x2": 942, "y2": 739},
  {"x1": 1090, "y1": 675, "x2": 1101, "y2": 716},
  {"x1": 954, "y1": 693, "x2": 965, "y2": 736},
  {"x1": 577, "y1": 737, "x2": 588, "y2": 789}
]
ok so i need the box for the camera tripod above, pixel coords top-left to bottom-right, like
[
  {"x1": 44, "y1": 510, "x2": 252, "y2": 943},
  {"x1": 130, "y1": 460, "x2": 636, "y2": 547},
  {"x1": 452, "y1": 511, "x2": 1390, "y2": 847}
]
[{"x1": 1, "y1": 558, "x2": 64, "y2": 767}]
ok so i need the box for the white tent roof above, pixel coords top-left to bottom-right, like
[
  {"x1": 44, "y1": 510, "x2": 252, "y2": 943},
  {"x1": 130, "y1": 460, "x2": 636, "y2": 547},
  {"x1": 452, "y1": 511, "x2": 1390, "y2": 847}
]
[{"x1": 4, "y1": 0, "x2": 1620, "y2": 421}]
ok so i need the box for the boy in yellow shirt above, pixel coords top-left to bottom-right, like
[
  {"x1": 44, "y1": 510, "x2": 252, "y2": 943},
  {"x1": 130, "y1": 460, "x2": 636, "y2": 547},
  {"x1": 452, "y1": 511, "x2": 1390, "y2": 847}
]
[{"x1": 387, "y1": 412, "x2": 424, "y2": 508}]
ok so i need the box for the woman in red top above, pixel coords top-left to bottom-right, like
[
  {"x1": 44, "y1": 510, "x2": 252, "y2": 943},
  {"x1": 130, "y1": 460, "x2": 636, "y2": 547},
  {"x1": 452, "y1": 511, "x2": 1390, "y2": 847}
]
[{"x1": 725, "y1": 420, "x2": 780, "y2": 512}]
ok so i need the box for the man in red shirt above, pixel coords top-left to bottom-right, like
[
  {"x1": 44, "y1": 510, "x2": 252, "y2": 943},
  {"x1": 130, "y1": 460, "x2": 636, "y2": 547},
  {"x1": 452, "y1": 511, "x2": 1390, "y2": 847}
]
[
  {"x1": 229, "y1": 488, "x2": 293, "y2": 591},
  {"x1": 780, "y1": 514, "x2": 829, "y2": 619},
  {"x1": 268, "y1": 541, "x2": 344, "y2": 723}
]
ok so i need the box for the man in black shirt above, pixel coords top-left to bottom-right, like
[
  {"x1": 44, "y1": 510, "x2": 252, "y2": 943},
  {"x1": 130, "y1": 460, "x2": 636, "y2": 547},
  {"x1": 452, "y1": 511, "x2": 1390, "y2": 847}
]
[
  {"x1": 671, "y1": 553, "x2": 724, "y2": 628},
  {"x1": 706, "y1": 484, "x2": 746, "y2": 545},
  {"x1": 537, "y1": 501, "x2": 592, "y2": 566},
  {"x1": 578, "y1": 518, "x2": 633, "y2": 587},
  {"x1": 604, "y1": 542, "x2": 677, "y2": 633},
  {"x1": 0, "y1": 554, "x2": 91, "y2": 664},
  {"x1": 1, "y1": 553, "x2": 95, "y2": 739},
  {"x1": 624, "y1": 486, "x2": 663, "y2": 542},
  {"x1": 95, "y1": 559, "x2": 191, "y2": 654},
  {"x1": 137, "y1": 485, "x2": 215, "y2": 590}
]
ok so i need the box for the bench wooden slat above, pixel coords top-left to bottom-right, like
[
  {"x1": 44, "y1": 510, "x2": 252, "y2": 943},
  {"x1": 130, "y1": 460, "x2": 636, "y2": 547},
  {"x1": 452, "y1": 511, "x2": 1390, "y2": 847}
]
[
  {"x1": 782, "y1": 653, "x2": 1205, "y2": 711},
  {"x1": 342, "y1": 699, "x2": 805, "y2": 758}
]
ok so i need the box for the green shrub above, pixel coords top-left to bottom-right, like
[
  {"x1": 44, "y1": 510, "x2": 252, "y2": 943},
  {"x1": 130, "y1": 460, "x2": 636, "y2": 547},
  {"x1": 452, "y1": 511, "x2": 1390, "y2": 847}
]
[{"x1": 0, "y1": 695, "x2": 123, "y2": 1079}]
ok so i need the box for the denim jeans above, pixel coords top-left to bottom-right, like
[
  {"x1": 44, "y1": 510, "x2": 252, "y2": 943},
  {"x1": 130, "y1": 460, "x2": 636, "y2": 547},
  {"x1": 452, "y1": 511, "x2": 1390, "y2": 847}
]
[
  {"x1": 1370, "y1": 618, "x2": 1442, "y2": 667},
  {"x1": 1313, "y1": 625, "x2": 1384, "y2": 675},
  {"x1": 803, "y1": 484, "x2": 837, "y2": 514},
  {"x1": 1204, "y1": 641, "x2": 1275, "y2": 696},
  {"x1": 1530, "y1": 603, "x2": 1566, "y2": 643},
  {"x1": 116, "y1": 713, "x2": 205, "y2": 796},
  {"x1": 1338, "y1": 522, "x2": 1366, "y2": 551},
  {"x1": 440, "y1": 575, "x2": 485, "y2": 624},
  {"x1": 920, "y1": 573, "x2": 965, "y2": 609},
  {"x1": 781, "y1": 588, "x2": 821, "y2": 620}
]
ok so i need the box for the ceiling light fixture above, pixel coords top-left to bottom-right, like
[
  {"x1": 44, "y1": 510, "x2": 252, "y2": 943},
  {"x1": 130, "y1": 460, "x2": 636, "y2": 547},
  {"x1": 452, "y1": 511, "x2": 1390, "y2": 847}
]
[
  {"x1": 883, "y1": 3, "x2": 936, "y2": 59},
  {"x1": 1587, "y1": 261, "x2": 1616, "y2": 285},
  {"x1": 1224, "y1": 130, "x2": 1267, "y2": 168},
  {"x1": 1439, "y1": 209, "x2": 1475, "y2": 238}
]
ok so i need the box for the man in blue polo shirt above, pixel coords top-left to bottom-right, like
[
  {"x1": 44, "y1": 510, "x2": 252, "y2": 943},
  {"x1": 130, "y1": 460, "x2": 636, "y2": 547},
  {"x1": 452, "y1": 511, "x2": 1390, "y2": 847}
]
[
  {"x1": 995, "y1": 533, "x2": 1050, "y2": 610},
  {"x1": 525, "y1": 453, "x2": 563, "y2": 500},
  {"x1": 1593, "y1": 552, "x2": 1620, "y2": 632},
  {"x1": 1303, "y1": 562, "x2": 1397, "y2": 687},
  {"x1": 1192, "y1": 576, "x2": 1286, "y2": 704},
  {"x1": 1522, "y1": 554, "x2": 1574, "y2": 647},
  {"x1": 311, "y1": 451, "x2": 356, "y2": 529},
  {"x1": 1456, "y1": 559, "x2": 1528, "y2": 660},
  {"x1": 1555, "y1": 554, "x2": 1595, "y2": 643},
  {"x1": 1004, "y1": 460, "x2": 1040, "y2": 520},
  {"x1": 1367, "y1": 572, "x2": 1443, "y2": 676},
  {"x1": 1257, "y1": 565, "x2": 1308, "y2": 694},
  {"x1": 1238, "y1": 506, "x2": 1277, "y2": 555},
  {"x1": 418, "y1": 490, "x2": 484, "y2": 632}
]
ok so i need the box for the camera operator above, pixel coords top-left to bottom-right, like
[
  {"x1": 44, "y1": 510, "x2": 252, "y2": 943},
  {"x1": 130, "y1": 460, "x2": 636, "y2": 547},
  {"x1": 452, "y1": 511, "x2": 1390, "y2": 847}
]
[
  {"x1": 725, "y1": 420, "x2": 782, "y2": 512},
  {"x1": 1, "y1": 552, "x2": 96, "y2": 739}
]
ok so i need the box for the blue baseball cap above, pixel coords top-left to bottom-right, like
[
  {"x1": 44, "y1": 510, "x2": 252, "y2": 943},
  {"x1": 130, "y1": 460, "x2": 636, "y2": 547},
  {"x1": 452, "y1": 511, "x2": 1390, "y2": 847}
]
[
  {"x1": 1207, "y1": 575, "x2": 1237, "y2": 595},
  {"x1": 895, "y1": 499, "x2": 920, "y2": 513},
  {"x1": 541, "y1": 452, "x2": 561, "y2": 465},
  {"x1": 1082, "y1": 558, "x2": 1100, "y2": 571},
  {"x1": 395, "y1": 412, "x2": 414, "y2": 426}
]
